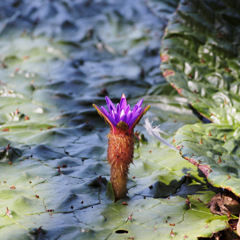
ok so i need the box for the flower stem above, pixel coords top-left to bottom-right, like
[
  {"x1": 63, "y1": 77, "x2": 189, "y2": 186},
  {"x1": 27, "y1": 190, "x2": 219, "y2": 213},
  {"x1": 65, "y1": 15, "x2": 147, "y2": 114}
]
[{"x1": 107, "y1": 126, "x2": 134, "y2": 201}]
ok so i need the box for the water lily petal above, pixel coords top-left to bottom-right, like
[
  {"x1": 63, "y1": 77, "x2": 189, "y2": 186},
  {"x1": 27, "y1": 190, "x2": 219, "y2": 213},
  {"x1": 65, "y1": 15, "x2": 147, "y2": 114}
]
[
  {"x1": 120, "y1": 97, "x2": 127, "y2": 110},
  {"x1": 129, "y1": 105, "x2": 150, "y2": 131},
  {"x1": 120, "y1": 109, "x2": 125, "y2": 118},
  {"x1": 134, "y1": 107, "x2": 142, "y2": 117},
  {"x1": 120, "y1": 93, "x2": 127, "y2": 104},
  {"x1": 132, "y1": 105, "x2": 138, "y2": 114},
  {"x1": 93, "y1": 104, "x2": 116, "y2": 130},
  {"x1": 113, "y1": 112, "x2": 120, "y2": 123},
  {"x1": 101, "y1": 106, "x2": 109, "y2": 117},
  {"x1": 125, "y1": 105, "x2": 130, "y2": 115},
  {"x1": 111, "y1": 110, "x2": 115, "y2": 118},
  {"x1": 128, "y1": 115, "x2": 138, "y2": 128},
  {"x1": 120, "y1": 114, "x2": 127, "y2": 122},
  {"x1": 106, "y1": 96, "x2": 116, "y2": 112},
  {"x1": 135, "y1": 99, "x2": 143, "y2": 108},
  {"x1": 116, "y1": 103, "x2": 121, "y2": 115},
  {"x1": 126, "y1": 111, "x2": 132, "y2": 125},
  {"x1": 101, "y1": 106, "x2": 117, "y2": 125}
]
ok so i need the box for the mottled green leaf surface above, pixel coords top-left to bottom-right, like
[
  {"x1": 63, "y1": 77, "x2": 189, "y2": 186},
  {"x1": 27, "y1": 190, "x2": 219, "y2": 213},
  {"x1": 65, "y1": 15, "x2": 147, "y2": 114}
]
[
  {"x1": 174, "y1": 123, "x2": 240, "y2": 197},
  {"x1": 160, "y1": 0, "x2": 240, "y2": 125},
  {"x1": 0, "y1": 0, "x2": 230, "y2": 239}
]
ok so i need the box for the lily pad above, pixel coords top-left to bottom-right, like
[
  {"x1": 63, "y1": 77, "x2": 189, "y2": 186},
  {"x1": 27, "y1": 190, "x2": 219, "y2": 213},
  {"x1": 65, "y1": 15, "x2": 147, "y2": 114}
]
[
  {"x1": 160, "y1": 0, "x2": 240, "y2": 125},
  {"x1": 174, "y1": 123, "x2": 240, "y2": 197}
]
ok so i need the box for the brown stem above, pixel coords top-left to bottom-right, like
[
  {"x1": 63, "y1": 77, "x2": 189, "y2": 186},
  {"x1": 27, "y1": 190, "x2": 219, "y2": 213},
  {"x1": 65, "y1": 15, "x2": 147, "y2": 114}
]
[{"x1": 107, "y1": 126, "x2": 134, "y2": 201}]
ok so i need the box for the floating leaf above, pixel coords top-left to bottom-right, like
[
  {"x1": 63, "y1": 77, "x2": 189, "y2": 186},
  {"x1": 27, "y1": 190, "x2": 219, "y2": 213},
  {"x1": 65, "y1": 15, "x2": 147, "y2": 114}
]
[
  {"x1": 174, "y1": 123, "x2": 240, "y2": 197},
  {"x1": 160, "y1": 0, "x2": 240, "y2": 125}
]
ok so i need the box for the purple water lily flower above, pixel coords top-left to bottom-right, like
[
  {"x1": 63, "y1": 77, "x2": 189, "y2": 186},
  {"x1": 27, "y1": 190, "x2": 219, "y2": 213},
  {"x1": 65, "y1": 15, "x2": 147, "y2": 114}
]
[
  {"x1": 93, "y1": 94, "x2": 150, "y2": 201},
  {"x1": 93, "y1": 94, "x2": 150, "y2": 133}
]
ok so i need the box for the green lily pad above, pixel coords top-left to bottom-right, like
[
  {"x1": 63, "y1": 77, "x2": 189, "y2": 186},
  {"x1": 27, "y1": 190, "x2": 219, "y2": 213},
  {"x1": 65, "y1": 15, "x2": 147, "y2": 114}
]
[
  {"x1": 160, "y1": 0, "x2": 240, "y2": 125},
  {"x1": 174, "y1": 123, "x2": 240, "y2": 196},
  {"x1": 75, "y1": 196, "x2": 227, "y2": 240}
]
